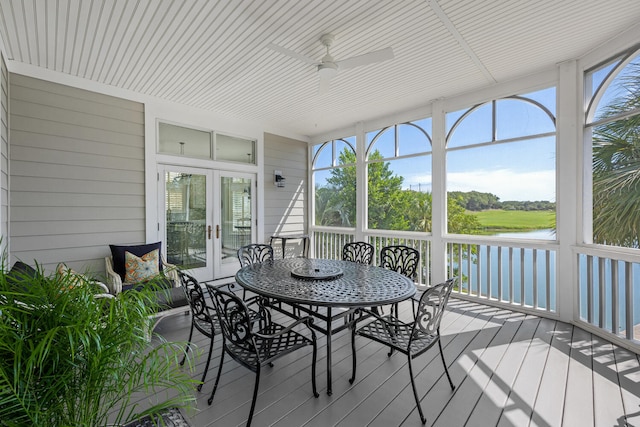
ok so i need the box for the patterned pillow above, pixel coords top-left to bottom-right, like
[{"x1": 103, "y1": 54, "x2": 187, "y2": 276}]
[
  {"x1": 124, "y1": 249, "x2": 160, "y2": 283},
  {"x1": 57, "y1": 263, "x2": 85, "y2": 288}
]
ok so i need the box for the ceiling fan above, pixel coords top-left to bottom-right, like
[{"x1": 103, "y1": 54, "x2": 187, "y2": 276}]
[{"x1": 268, "y1": 34, "x2": 395, "y2": 94}]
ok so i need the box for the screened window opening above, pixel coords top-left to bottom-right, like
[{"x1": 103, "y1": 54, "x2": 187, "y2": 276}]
[
  {"x1": 312, "y1": 137, "x2": 357, "y2": 227},
  {"x1": 445, "y1": 88, "x2": 557, "y2": 239},
  {"x1": 366, "y1": 118, "x2": 432, "y2": 232}
]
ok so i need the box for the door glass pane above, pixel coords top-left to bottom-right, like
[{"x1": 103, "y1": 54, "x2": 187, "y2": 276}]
[
  {"x1": 165, "y1": 172, "x2": 207, "y2": 269},
  {"x1": 221, "y1": 177, "x2": 252, "y2": 264}
]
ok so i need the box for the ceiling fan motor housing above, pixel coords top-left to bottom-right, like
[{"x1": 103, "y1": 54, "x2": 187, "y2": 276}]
[{"x1": 318, "y1": 61, "x2": 338, "y2": 78}]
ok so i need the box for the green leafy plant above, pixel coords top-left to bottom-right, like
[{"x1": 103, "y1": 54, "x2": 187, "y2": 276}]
[{"x1": 0, "y1": 261, "x2": 197, "y2": 426}]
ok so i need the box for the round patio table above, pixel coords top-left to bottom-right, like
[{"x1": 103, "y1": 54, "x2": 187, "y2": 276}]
[{"x1": 235, "y1": 257, "x2": 416, "y2": 395}]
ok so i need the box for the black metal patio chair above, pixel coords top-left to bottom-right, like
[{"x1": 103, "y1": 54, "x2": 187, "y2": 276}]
[
  {"x1": 349, "y1": 277, "x2": 457, "y2": 424},
  {"x1": 206, "y1": 285, "x2": 318, "y2": 427},
  {"x1": 379, "y1": 244, "x2": 420, "y2": 316},
  {"x1": 238, "y1": 244, "x2": 274, "y2": 299},
  {"x1": 238, "y1": 243, "x2": 274, "y2": 267},
  {"x1": 342, "y1": 241, "x2": 375, "y2": 265},
  {"x1": 177, "y1": 270, "x2": 219, "y2": 391},
  {"x1": 178, "y1": 270, "x2": 262, "y2": 392}
]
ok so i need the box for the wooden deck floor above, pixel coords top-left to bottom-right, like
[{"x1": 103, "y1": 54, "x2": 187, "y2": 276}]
[{"x1": 150, "y1": 297, "x2": 640, "y2": 427}]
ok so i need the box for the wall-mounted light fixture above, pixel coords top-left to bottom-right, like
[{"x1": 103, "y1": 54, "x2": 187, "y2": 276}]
[{"x1": 274, "y1": 170, "x2": 286, "y2": 188}]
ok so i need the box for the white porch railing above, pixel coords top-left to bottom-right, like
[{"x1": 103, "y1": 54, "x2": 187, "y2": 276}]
[
  {"x1": 313, "y1": 228, "x2": 557, "y2": 316},
  {"x1": 312, "y1": 228, "x2": 432, "y2": 285},
  {"x1": 576, "y1": 247, "x2": 640, "y2": 343},
  {"x1": 446, "y1": 238, "x2": 557, "y2": 314},
  {"x1": 312, "y1": 228, "x2": 640, "y2": 351}
]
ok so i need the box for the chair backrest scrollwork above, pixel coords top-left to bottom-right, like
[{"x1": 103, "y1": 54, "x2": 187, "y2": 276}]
[
  {"x1": 207, "y1": 286, "x2": 256, "y2": 351},
  {"x1": 379, "y1": 245, "x2": 420, "y2": 281},
  {"x1": 238, "y1": 244, "x2": 274, "y2": 267},
  {"x1": 342, "y1": 242, "x2": 375, "y2": 265},
  {"x1": 177, "y1": 270, "x2": 212, "y2": 324},
  {"x1": 414, "y1": 277, "x2": 456, "y2": 336}
]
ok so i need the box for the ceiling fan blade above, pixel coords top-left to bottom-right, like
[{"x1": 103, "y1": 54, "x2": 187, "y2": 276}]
[
  {"x1": 336, "y1": 47, "x2": 394, "y2": 70},
  {"x1": 267, "y1": 43, "x2": 317, "y2": 65}
]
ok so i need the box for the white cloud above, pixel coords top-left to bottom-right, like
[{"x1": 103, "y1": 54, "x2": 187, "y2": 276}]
[{"x1": 447, "y1": 168, "x2": 555, "y2": 201}]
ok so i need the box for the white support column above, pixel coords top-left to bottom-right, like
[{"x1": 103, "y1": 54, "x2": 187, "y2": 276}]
[
  {"x1": 431, "y1": 99, "x2": 447, "y2": 285},
  {"x1": 556, "y1": 60, "x2": 580, "y2": 323},
  {"x1": 355, "y1": 121, "x2": 366, "y2": 242}
]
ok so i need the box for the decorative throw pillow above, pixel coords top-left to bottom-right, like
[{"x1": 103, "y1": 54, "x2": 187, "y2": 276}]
[
  {"x1": 109, "y1": 242, "x2": 163, "y2": 281},
  {"x1": 124, "y1": 249, "x2": 160, "y2": 283},
  {"x1": 56, "y1": 263, "x2": 85, "y2": 288}
]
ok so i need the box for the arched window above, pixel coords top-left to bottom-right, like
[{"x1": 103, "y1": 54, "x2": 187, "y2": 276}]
[
  {"x1": 585, "y1": 47, "x2": 640, "y2": 249},
  {"x1": 366, "y1": 118, "x2": 432, "y2": 231},
  {"x1": 312, "y1": 137, "x2": 356, "y2": 227},
  {"x1": 445, "y1": 87, "x2": 557, "y2": 238}
]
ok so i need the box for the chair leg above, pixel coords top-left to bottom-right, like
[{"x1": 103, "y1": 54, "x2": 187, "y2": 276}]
[
  {"x1": 349, "y1": 324, "x2": 357, "y2": 384},
  {"x1": 197, "y1": 335, "x2": 215, "y2": 392},
  {"x1": 208, "y1": 346, "x2": 226, "y2": 405},
  {"x1": 438, "y1": 338, "x2": 455, "y2": 390},
  {"x1": 180, "y1": 322, "x2": 195, "y2": 366},
  {"x1": 246, "y1": 366, "x2": 261, "y2": 427},
  {"x1": 311, "y1": 338, "x2": 319, "y2": 397},
  {"x1": 407, "y1": 356, "x2": 427, "y2": 424}
]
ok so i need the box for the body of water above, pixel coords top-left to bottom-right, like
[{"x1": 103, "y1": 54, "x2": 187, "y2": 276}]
[{"x1": 466, "y1": 228, "x2": 639, "y2": 335}]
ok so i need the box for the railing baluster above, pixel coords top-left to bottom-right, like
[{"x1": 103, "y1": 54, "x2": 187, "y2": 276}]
[
  {"x1": 598, "y1": 257, "x2": 606, "y2": 329},
  {"x1": 625, "y1": 261, "x2": 633, "y2": 341},
  {"x1": 546, "y1": 250, "x2": 551, "y2": 310},
  {"x1": 520, "y1": 248, "x2": 525, "y2": 307},
  {"x1": 587, "y1": 255, "x2": 594, "y2": 324},
  {"x1": 497, "y1": 246, "x2": 503, "y2": 302},
  {"x1": 509, "y1": 247, "x2": 514, "y2": 304},
  {"x1": 533, "y1": 249, "x2": 538, "y2": 309},
  {"x1": 611, "y1": 259, "x2": 618, "y2": 335}
]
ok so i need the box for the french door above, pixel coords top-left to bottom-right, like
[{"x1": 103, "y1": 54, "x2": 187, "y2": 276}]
[{"x1": 159, "y1": 165, "x2": 255, "y2": 282}]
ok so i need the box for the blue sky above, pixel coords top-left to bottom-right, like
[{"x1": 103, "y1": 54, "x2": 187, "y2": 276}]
[
  {"x1": 364, "y1": 87, "x2": 557, "y2": 202},
  {"x1": 315, "y1": 53, "x2": 635, "y2": 204}
]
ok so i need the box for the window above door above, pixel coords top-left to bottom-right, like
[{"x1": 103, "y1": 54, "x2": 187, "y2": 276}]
[{"x1": 158, "y1": 121, "x2": 256, "y2": 165}]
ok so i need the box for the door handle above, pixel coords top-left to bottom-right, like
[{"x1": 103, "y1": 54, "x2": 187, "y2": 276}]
[
  {"x1": 207, "y1": 225, "x2": 212, "y2": 239},
  {"x1": 216, "y1": 224, "x2": 220, "y2": 239}
]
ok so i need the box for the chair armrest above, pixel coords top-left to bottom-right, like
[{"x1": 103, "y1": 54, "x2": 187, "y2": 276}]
[
  {"x1": 161, "y1": 257, "x2": 179, "y2": 288},
  {"x1": 355, "y1": 307, "x2": 408, "y2": 328},
  {"x1": 253, "y1": 316, "x2": 316, "y2": 340},
  {"x1": 93, "y1": 281, "x2": 111, "y2": 294},
  {"x1": 104, "y1": 256, "x2": 123, "y2": 294}
]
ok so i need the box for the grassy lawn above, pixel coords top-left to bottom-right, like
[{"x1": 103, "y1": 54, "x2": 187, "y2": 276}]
[{"x1": 472, "y1": 209, "x2": 555, "y2": 231}]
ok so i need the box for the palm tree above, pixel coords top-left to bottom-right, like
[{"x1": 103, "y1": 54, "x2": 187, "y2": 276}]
[{"x1": 592, "y1": 61, "x2": 640, "y2": 247}]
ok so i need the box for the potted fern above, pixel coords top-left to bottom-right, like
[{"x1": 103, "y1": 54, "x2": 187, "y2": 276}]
[{"x1": 0, "y1": 260, "x2": 197, "y2": 426}]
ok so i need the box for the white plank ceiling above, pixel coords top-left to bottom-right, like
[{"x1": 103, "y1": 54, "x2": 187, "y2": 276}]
[{"x1": 0, "y1": 0, "x2": 639, "y2": 139}]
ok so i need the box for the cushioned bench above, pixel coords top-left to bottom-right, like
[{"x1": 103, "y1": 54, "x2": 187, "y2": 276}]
[{"x1": 105, "y1": 242, "x2": 188, "y2": 329}]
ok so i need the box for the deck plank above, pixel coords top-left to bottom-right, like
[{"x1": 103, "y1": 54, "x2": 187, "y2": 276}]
[
  {"x1": 339, "y1": 300, "x2": 498, "y2": 426},
  {"x1": 561, "y1": 326, "x2": 594, "y2": 426},
  {"x1": 614, "y1": 346, "x2": 640, "y2": 427},
  {"x1": 465, "y1": 315, "x2": 541, "y2": 427},
  {"x1": 144, "y1": 297, "x2": 639, "y2": 427},
  {"x1": 591, "y1": 337, "x2": 626, "y2": 427},
  {"x1": 495, "y1": 317, "x2": 555, "y2": 427}
]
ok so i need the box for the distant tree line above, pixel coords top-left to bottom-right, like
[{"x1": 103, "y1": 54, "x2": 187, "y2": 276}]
[{"x1": 448, "y1": 191, "x2": 555, "y2": 211}]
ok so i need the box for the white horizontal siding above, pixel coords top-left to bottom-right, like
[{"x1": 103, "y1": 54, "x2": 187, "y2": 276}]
[
  {"x1": 0, "y1": 53, "x2": 7, "y2": 253},
  {"x1": 9, "y1": 74, "x2": 145, "y2": 274},
  {"x1": 263, "y1": 132, "x2": 307, "y2": 254}
]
